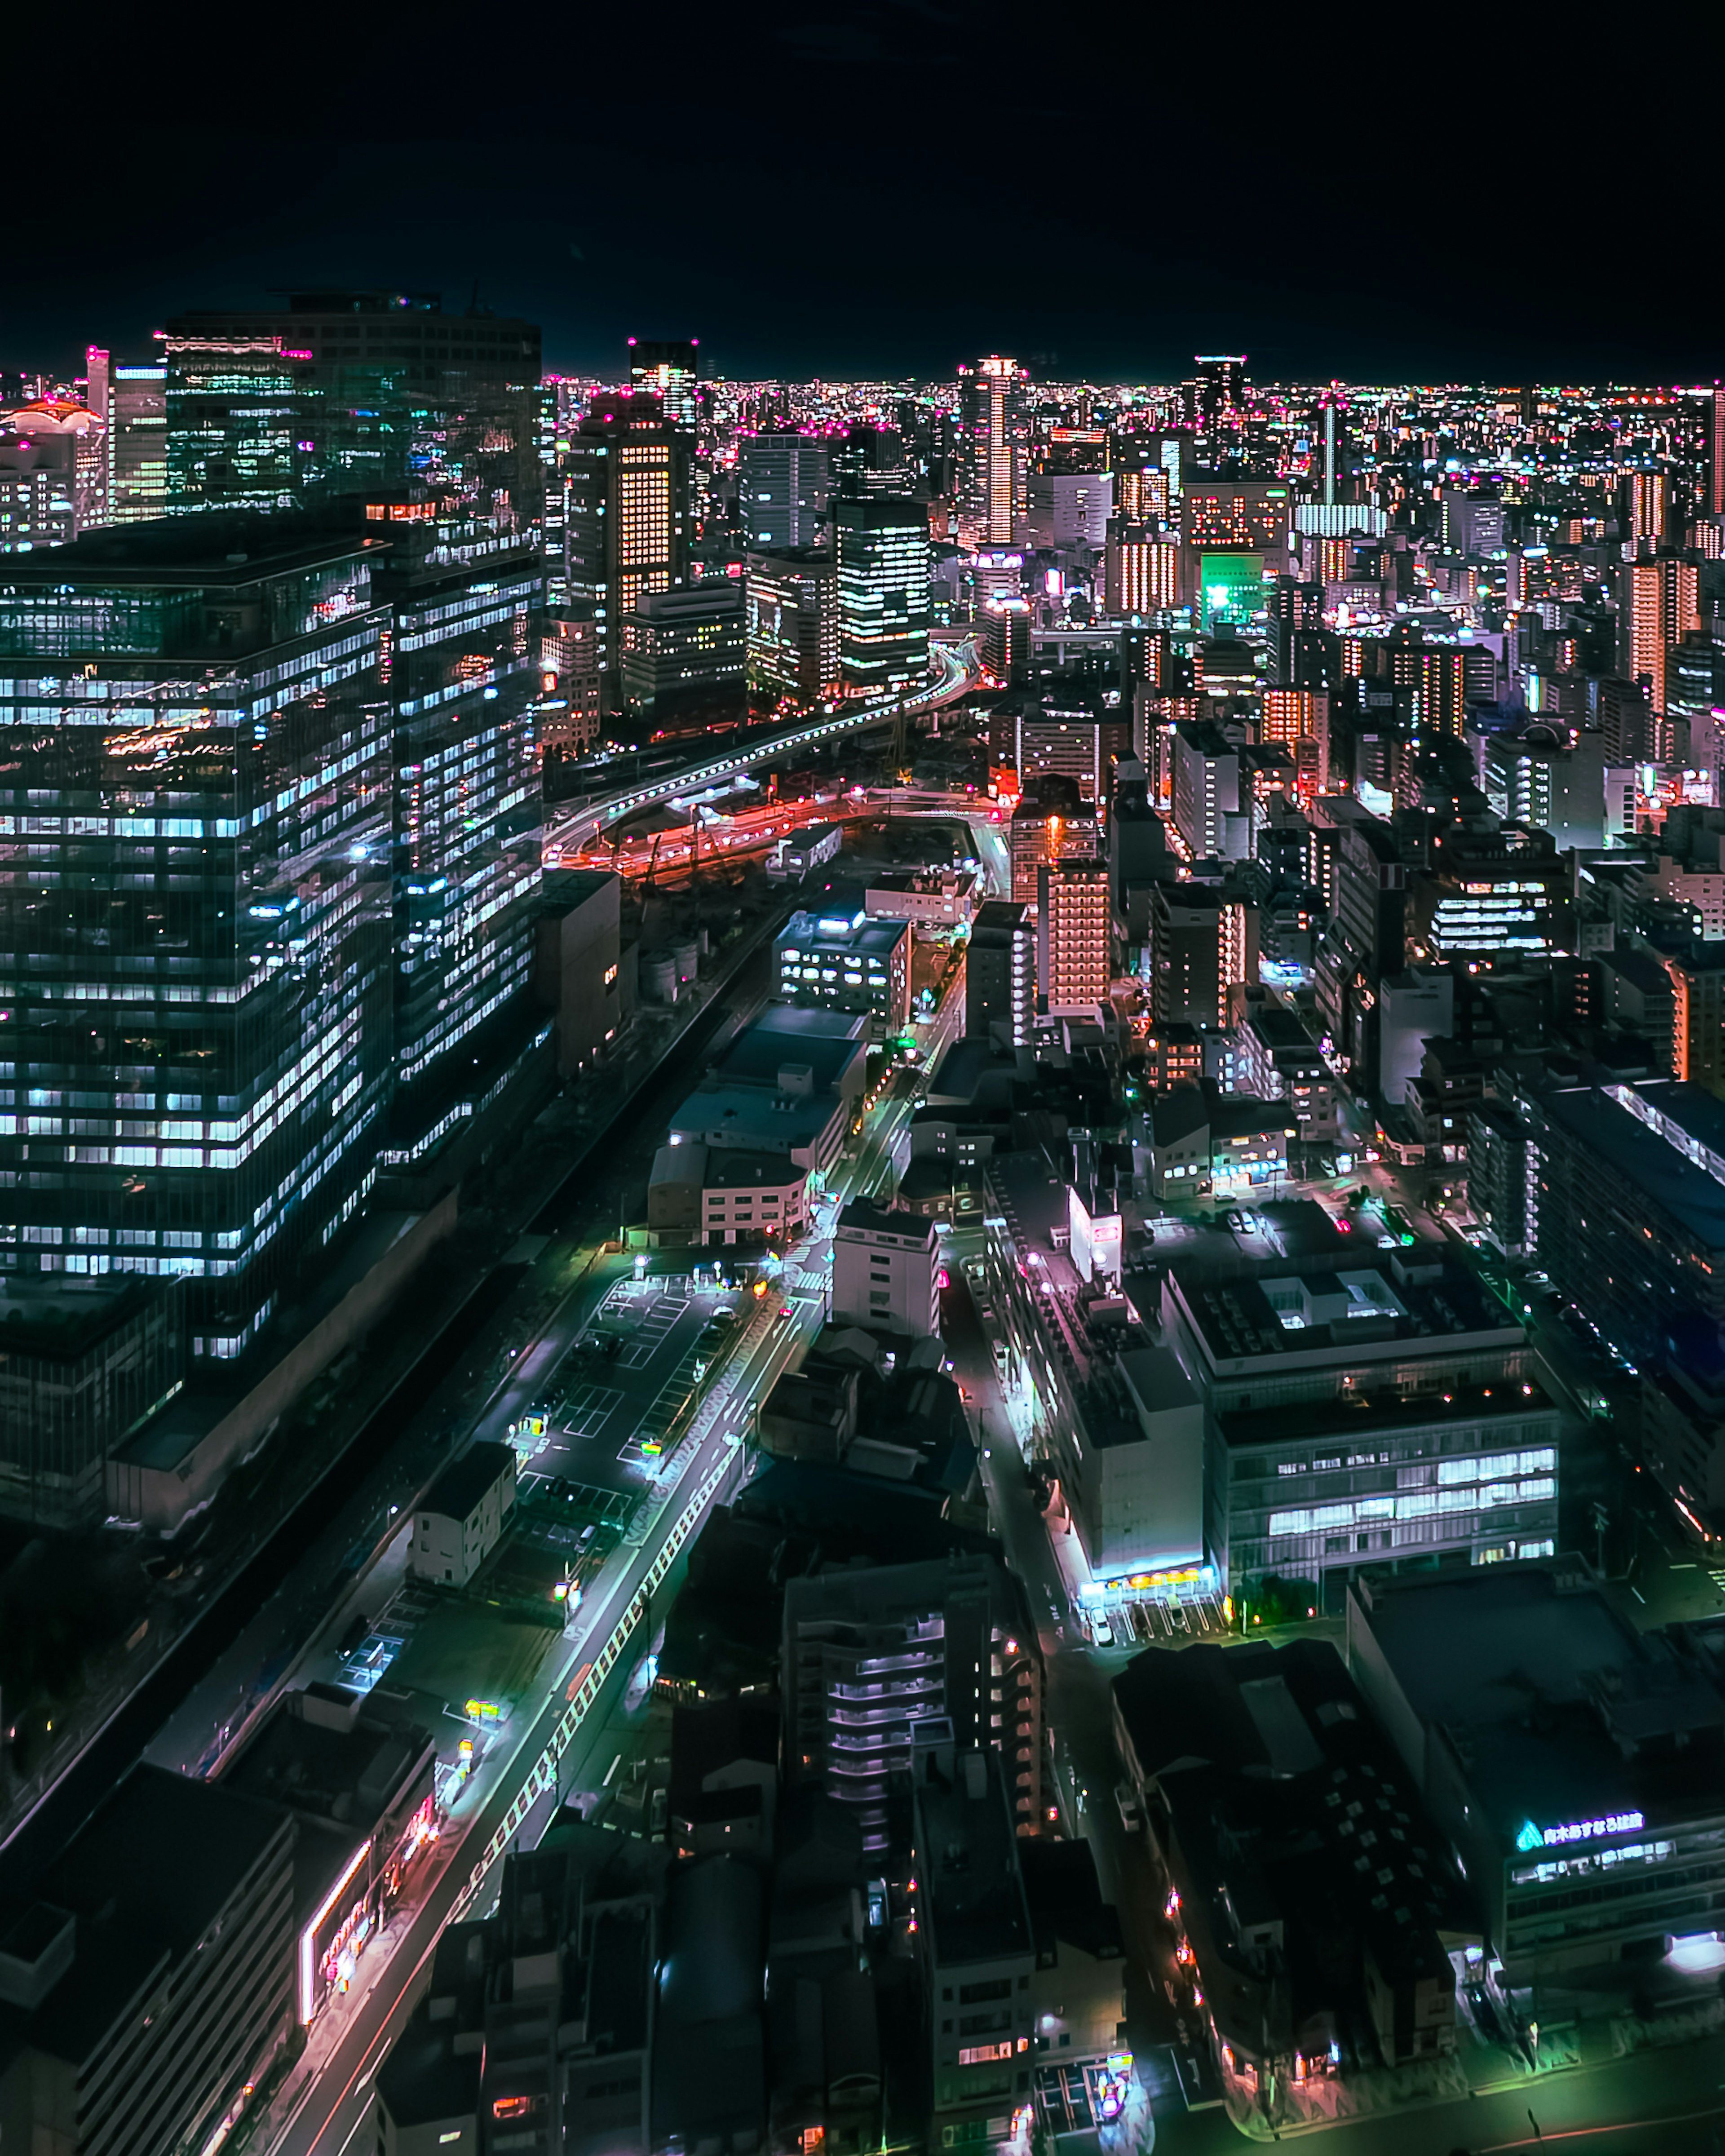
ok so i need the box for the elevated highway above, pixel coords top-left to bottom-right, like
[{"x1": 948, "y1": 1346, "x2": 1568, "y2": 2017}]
[{"x1": 544, "y1": 636, "x2": 982, "y2": 862}]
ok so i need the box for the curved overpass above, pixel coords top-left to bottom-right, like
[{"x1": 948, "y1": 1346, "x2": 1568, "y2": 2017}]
[{"x1": 544, "y1": 637, "x2": 982, "y2": 861}]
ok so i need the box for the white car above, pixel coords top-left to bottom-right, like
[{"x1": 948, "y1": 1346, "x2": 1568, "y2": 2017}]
[{"x1": 1091, "y1": 1612, "x2": 1114, "y2": 1648}]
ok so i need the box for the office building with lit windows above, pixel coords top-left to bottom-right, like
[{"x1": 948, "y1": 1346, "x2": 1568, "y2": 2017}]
[
  {"x1": 744, "y1": 549, "x2": 839, "y2": 704},
  {"x1": 563, "y1": 393, "x2": 692, "y2": 708},
  {"x1": 620, "y1": 577, "x2": 745, "y2": 717},
  {"x1": 774, "y1": 908, "x2": 910, "y2": 1040},
  {"x1": 0, "y1": 514, "x2": 395, "y2": 1360},
  {"x1": 737, "y1": 433, "x2": 830, "y2": 550},
  {"x1": 1183, "y1": 480, "x2": 1289, "y2": 553},
  {"x1": 163, "y1": 292, "x2": 544, "y2": 525},
  {"x1": 835, "y1": 496, "x2": 930, "y2": 697},
  {"x1": 103, "y1": 358, "x2": 169, "y2": 522},
  {"x1": 374, "y1": 508, "x2": 547, "y2": 1173},
  {"x1": 957, "y1": 355, "x2": 1028, "y2": 546},
  {"x1": 1349, "y1": 1559, "x2": 1725, "y2": 1983},
  {"x1": 1159, "y1": 1248, "x2": 1563, "y2": 1606},
  {"x1": 627, "y1": 337, "x2": 699, "y2": 430}
]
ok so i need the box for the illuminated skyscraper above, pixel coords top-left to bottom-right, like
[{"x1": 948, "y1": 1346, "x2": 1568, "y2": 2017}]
[
  {"x1": 957, "y1": 356, "x2": 1027, "y2": 546},
  {"x1": 1104, "y1": 524, "x2": 1179, "y2": 616},
  {"x1": 1623, "y1": 470, "x2": 1669, "y2": 547},
  {"x1": 1037, "y1": 860, "x2": 1110, "y2": 1014},
  {"x1": 1617, "y1": 555, "x2": 1701, "y2": 713},
  {"x1": 0, "y1": 517, "x2": 397, "y2": 1359},
  {"x1": 835, "y1": 496, "x2": 930, "y2": 696},
  {"x1": 1712, "y1": 381, "x2": 1725, "y2": 519},
  {"x1": 162, "y1": 292, "x2": 544, "y2": 524},
  {"x1": 737, "y1": 433, "x2": 830, "y2": 549},
  {"x1": 1315, "y1": 385, "x2": 1349, "y2": 505},
  {"x1": 1261, "y1": 687, "x2": 1330, "y2": 800},
  {"x1": 105, "y1": 358, "x2": 169, "y2": 522},
  {"x1": 1182, "y1": 354, "x2": 1247, "y2": 434},
  {"x1": 627, "y1": 339, "x2": 700, "y2": 432},
  {"x1": 563, "y1": 393, "x2": 692, "y2": 708}
]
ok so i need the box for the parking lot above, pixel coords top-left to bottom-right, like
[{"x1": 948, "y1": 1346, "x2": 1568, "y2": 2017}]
[
  {"x1": 1083, "y1": 1593, "x2": 1231, "y2": 1650},
  {"x1": 513, "y1": 1273, "x2": 745, "y2": 1501}
]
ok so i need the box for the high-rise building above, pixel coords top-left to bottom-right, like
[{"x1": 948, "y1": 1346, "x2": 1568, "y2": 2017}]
[
  {"x1": 1017, "y1": 696, "x2": 1103, "y2": 803},
  {"x1": 965, "y1": 899, "x2": 1034, "y2": 1045},
  {"x1": 627, "y1": 337, "x2": 699, "y2": 430},
  {"x1": 164, "y1": 329, "x2": 310, "y2": 513},
  {"x1": 1026, "y1": 468, "x2": 1112, "y2": 549},
  {"x1": 736, "y1": 432, "x2": 829, "y2": 549},
  {"x1": 620, "y1": 577, "x2": 747, "y2": 717},
  {"x1": 0, "y1": 516, "x2": 396, "y2": 1360},
  {"x1": 1183, "y1": 354, "x2": 1247, "y2": 434},
  {"x1": 106, "y1": 357, "x2": 169, "y2": 522},
  {"x1": 1009, "y1": 777, "x2": 1099, "y2": 906},
  {"x1": 1712, "y1": 381, "x2": 1725, "y2": 520},
  {"x1": 1261, "y1": 687, "x2": 1330, "y2": 801},
  {"x1": 1182, "y1": 479, "x2": 1290, "y2": 553},
  {"x1": 1314, "y1": 385, "x2": 1349, "y2": 505},
  {"x1": 1623, "y1": 469, "x2": 1669, "y2": 547},
  {"x1": 1151, "y1": 882, "x2": 1257, "y2": 1027},
  {"x1": 376, "y1": 508, "x2": 546, "y2": 1170},
  {"x1": 784, "y1": 1552, "x2": 1043, "y2": 1846},
  {"x1": 1103, "y1": 523, "x2": 1179, "y2": 616},
  {"x1": 563, "y1": 393, "x2": 692, "y2": 707},
  {"x1": 834, "y1": 496, "x2": 930, "y2": 696},
  {"x1": 743, "y1": 549, "x2": 839, "y2": 704},
  {"x1": 957, "y1": 355, "x2": 1027, "y2": 546},
  {"x1": 163, "y1": 292, "x2": 544, "y2": 525},
  {"x1": 1037, "y1": 861, "x2": 1110, "y2": 1014},
  {"x1": 1616, "y1": 554, "x2": 1701, "y2": 712}
]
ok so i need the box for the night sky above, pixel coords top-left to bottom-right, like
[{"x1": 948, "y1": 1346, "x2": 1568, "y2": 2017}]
[{"x1": 18, "y1": 2, "x2": 1722, "y2": 389}]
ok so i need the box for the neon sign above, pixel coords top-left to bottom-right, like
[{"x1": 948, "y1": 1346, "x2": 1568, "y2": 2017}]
[{"x1": 1517, "y1": 1810, "x2": 1643, "y2": 1853}]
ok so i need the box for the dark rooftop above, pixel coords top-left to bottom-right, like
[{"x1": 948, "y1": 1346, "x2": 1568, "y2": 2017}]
[
  {"x1": 0, "y1": 1766, "x2": 290, "y2": 2066},
  {"x1": 420, "y1": 1439, "x2": 515, "y2": 1524}
]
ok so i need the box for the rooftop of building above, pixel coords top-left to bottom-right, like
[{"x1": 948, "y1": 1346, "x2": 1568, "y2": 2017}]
[
  {"x1": 0, "y1": 1765, "x2": 290, "y2": 2067},
  {"x1": 703, "y1": 1150, "x2": 808, "y2": 1193},
  {"x1": 668, "y1": 1086, "x2": 845, "y2": 1155},
  {"x1": 0, "y1": 508, "x2": 380, "y2": 587},
  {"x1": 1219, "y1": 1372, "x2": 1552, "y2": 1450},
  {"x1": 419, "y1": 1439, "x2": 515, "y2": 1524},
  {"x1": 1171, "y1": 1250, "x2": 1520, "y2": 1377},
  {"x1": 712, "y1": 1017, "x2": 863, "y2": 1096},
  {"x1": 1353, "y1": 1560, "x2": 1725, "y2": 1850},
  {"x1": 1150, "y1": 1085, "x2": 1210, "y2": 1147},
  {"x1": 1541, "y1": 1082, "x2": 1725, "y2": 1255},
  {"x1": 915, "y1": 1747, "x2": 1032, "y2": 1969},
  {"x1": 970, "y1": 899, "x2": 1030, "y2": 935},
  {"x1": 778, "y1": 908, "x2": 909, "y2": 956},
  {"x1": 376, "y1": 2000, "x2": 483, "y2": 2129},
  {"x1": 1115, "y1": 1640, "x2": 1465, "y2": 2023},
  {"x1": 224, "y1": 1687, "x2": 435, "y2": 1847},
  {"x1": 836, "y1": 1197, "x2": 937, "y2": 1248},
  {"x1": 1018, "y1": 1836, "x2": 1124, "y2": 1967},
  {"x1": 0, "y1": 1272, "x2": 170, "y2": 1362}
]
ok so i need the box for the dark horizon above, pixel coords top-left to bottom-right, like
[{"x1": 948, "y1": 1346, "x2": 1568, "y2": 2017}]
[{"x1": 15, "y1": 0, "x2": 1721, "y2": 394}]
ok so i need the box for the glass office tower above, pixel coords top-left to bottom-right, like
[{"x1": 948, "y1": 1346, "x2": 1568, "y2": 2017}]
[
  {"x1": 0, "y1": 517, "x2": 394, "y2": 1359},
  {"x1": 164, "y1": 292, "x2": 544, "y2": 531},
  {"x1": 835, "y1": 496, "x2": 932, "y2": 695},
  {"x1": 368, "y1": 503, "x2": 546, "y2": 1164}
]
